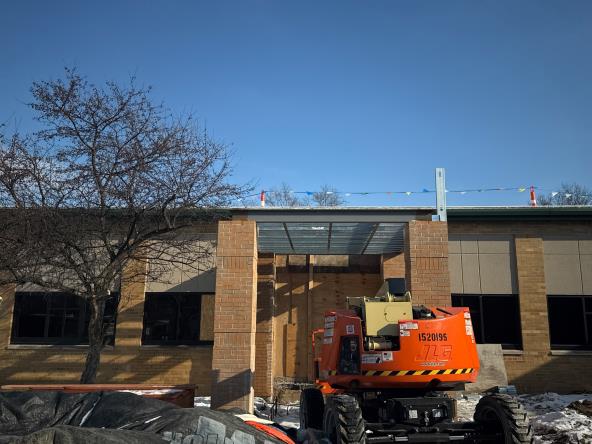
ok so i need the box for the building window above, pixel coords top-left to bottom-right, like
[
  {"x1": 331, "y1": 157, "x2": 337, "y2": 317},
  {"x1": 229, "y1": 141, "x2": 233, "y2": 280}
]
[
  {"x1": 452, "y1": 294, "x2": 522, "y2": 349},
  {"x1": 548, "y1": 296, "x2": 592, "y2": 350},
  {"x1": 11, "y1": 292, "x2": 119, "y2": 345},
  {"x1": 142, "y1": 292, "x2": 213, "y2": 346}
]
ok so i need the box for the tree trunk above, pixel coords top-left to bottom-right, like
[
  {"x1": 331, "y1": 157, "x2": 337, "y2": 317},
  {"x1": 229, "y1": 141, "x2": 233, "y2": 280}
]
[{"x1": 80, "y1": 296, "x2": 106, "y2": 384}]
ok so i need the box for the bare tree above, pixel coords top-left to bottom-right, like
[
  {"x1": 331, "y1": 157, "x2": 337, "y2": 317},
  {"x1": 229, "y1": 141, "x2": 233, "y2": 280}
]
[
  {"x1": 537, "y1": 183, "x2": 592, "y2": 206},
  {"x1": 312, "y1": 184, "x2": 346, "y2": 206},
  {"x1": 0, "y1": 69, "x2": 249, "y2": 383},
  {"x1": 266, "y1": 183, "x2": 309, "y2": 207}
]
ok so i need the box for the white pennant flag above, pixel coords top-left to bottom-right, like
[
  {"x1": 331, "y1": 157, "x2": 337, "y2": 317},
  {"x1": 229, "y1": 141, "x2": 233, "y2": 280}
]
[
  {"x1": 551, "y1": 192, "x2": 558, "y2": 197},
  {"x1": 565, "y1": 194, "x2": 573, "y2": 198}
]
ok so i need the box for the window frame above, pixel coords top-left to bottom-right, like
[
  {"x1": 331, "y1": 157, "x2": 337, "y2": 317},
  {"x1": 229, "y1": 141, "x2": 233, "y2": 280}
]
[
  {"x1": 547, "y1": 295, "x2": 592, "y2": 350},
  {"x1": 141, "y1": 292, "x2": 214, "y2": 346},
  {"x1": 10, "y1": 291, "x2": 119, "y2": 346},
  {"x1": 452, "y1": 293, "x2": 523, "y2": 350}
]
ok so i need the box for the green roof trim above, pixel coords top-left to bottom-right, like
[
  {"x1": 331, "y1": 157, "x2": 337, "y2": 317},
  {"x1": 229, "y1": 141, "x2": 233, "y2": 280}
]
[
  {"x1": 447, "y1": 206, "x2": 592, "y2": 221},
  {"x1": 228, "y1": 206, "x2": 592, "y2": 222}
]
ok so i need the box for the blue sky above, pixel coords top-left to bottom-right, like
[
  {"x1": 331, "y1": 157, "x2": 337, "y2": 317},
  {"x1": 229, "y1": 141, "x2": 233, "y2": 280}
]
[{"x1": 1, "y1": 1, "x2": 591, "y2": 206}]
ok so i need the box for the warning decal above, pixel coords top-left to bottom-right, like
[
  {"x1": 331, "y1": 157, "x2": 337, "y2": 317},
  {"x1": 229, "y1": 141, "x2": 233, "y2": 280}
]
[
  {"x1": 400, "y1": 322, "x2": 418, "y2": 330},
  {"x1": 363, "y1": 368, "x2": 474, "y2": 377},
  {"x1": 362, "y1": 354, "x2": 383, "y2": 364},
  {"x1": 381, "y1": 351, "x2": 393, "y2": 362}
]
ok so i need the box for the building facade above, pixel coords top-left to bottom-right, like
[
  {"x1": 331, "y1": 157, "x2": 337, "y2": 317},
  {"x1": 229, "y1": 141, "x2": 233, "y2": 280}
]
[{"x1": 0, "y1": 207, "x2": 590, "y2": 412}]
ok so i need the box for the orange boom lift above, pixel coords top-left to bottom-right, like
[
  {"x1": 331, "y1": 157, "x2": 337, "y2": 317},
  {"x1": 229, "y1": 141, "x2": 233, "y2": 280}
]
[{"x1": 299, "y1": 280, "x2": 532, "y2": 443}]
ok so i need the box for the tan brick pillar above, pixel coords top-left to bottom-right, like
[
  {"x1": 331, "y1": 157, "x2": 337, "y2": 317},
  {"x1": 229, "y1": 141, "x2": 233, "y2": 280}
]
[
  {"x1": 115, "y1": 259, "x2": 148, "y2": 348},
  {"x1": 0, "y1": 284, "x2": 16, "y2": 347},
  {"x1": 405, "y1": 220, "x2": 451, "y2": 306},
  {"x1": 381, "y1": 253, "x2": 406, "y2": 280},
  {"x1": 515, "y1": 237, "x2": 550, "y2": 351},
  {"x1": 254, "y1": 253, "x2": 275, "y2": 398},
  {"x1": 211, "y1": 220, "x2": 257, "y2": 412}
]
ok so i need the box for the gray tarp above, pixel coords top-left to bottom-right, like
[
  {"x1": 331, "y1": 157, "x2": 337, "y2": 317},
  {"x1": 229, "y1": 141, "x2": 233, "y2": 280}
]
[{"x1": 0, "y1": 391, "x2": 285, "y2": 444}]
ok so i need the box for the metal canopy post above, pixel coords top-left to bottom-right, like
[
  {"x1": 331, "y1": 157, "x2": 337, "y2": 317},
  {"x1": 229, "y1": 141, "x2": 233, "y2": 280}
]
[{"x1": 435, "y1": 167, "x2": 447, "y2": 222}]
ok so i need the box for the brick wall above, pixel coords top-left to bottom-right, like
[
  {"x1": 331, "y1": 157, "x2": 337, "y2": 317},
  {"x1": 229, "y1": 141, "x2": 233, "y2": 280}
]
[
  {"x1": 405, "y1": 220, "x2": 451, "y2": 306},
  {"x1": 381, "y1": 253, "x2": 406, "y2": 280},
  {"x1": 449, "y1": 220, "x2": 592, "y2": 393},
  {"x1": 211, "y1": 220, "x2": 258, "y2": 412},
  {"x1": 0, "y1": 261, "x2": 213, "y2": 394}
]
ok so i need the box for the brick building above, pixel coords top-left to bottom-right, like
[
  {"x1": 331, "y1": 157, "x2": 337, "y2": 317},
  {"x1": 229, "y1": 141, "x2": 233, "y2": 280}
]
[{"x1": 0, "y1": 206, "x2": 591, "y2": 412}]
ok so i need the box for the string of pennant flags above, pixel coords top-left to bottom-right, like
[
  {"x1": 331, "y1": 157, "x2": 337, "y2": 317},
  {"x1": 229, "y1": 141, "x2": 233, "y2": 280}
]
[{"x1": 232, "y1": 186, "x2": 592, "y2": 204}]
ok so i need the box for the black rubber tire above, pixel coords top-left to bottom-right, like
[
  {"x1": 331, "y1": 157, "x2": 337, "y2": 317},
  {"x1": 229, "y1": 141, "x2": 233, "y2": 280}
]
[
  {"x1": 300, "y1": 388, "x2": 325, "y2": 430},
  {"x1": 322, "y1": 394, "x2": 366, "y2": 443},
  {"x1": 474, "y1": 394, "x2": 533, "y2": 443}
]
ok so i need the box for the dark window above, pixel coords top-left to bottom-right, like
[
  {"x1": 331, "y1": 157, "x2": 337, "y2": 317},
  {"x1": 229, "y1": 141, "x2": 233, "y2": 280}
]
[
  {"x1": 142, "y1": 292, "x2": 212, "y2": 346},
  {"x1": 11, "y1": 292, "x2": 119, "y2": 345},
  {"x1": 548, "y1": 296, "x2": 592, "y2": 350},
  {"x1": 452, "y1": 294, "x2": 522, "y2": 349}
]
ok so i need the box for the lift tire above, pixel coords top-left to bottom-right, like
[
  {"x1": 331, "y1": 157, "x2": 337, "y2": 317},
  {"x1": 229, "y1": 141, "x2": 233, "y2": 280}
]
[
  {"x1": 300, "y1": 388, "x2": 325, "y2": 430},
  {"x1": 323, "y1": 394, "x2": 366, "y2": 443},
  {"x1": 474, "y1": 394, "x2": 533, "y2": 443}
]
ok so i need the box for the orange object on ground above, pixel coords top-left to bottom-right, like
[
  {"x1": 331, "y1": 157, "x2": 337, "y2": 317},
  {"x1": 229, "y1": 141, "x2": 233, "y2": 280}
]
[{"x1": 244, "y1": 421, "x2": 295, "y2": 444}]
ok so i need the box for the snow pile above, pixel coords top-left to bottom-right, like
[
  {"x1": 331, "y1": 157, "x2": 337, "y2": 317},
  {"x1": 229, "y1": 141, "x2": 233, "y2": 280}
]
[
  {"x1": 519, "y1": 393, "x2": 592, "y2": 444},
  {"x1": 193, "y1": 396, "x2": 300, "y2": 429},
  {"x1": 255, "y1": 397, "x2": 300, "y2": 430},
  {"x1": 455, "y1": 392, "x2": 592, "y2": 444},
  {"x1": 120, "y1": 389, "x2": 183, "y2": 396},
  {"x1": 194, "y1": 396, "x2": 211, "y2": 407},
  {"x1": 194, "y1": 392, "x2": 592, "y2": 442},
  {"x1": 454, "y1": 393, "x2": 482, "y2": 422}
]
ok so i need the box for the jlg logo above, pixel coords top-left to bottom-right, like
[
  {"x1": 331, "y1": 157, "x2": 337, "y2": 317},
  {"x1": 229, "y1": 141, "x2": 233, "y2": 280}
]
[{"x1": 414, "y1": 345, "x2": 452, "y2": 362}]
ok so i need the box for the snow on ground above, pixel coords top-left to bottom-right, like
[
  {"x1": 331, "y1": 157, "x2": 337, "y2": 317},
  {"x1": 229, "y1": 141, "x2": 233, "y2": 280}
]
[
  {"x1": 120, "y1": 389, "x2": 184, "y2": 396},
  {"x1": 194, "y1": 396, "x2": 211, "y2": 408},
  {"x1": 255, "y1": 397, "x2": 300, "y2": 430},
  {"x1": 519, "y1": 393, "x2": 592, "y2": 444},
  {"x1": 195, "y1": 393, "x2": 592, "y2": 443},
  {"x1": 455, "y1": 392, "x2": 592, "y2": 443}
]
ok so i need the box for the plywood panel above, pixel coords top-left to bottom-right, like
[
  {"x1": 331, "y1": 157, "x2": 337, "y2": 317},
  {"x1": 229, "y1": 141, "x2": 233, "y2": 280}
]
[
  {"x1": 273, "y1": 271, "x2": 308, "y2": 378},
  {"x1": 273, "y1": 269, "x2": 381, "y2": 379},
  {"x1": 461, "y1": 254, "x2": 481, "y2": 294},
  {"x1": 544, "y1": 254, "x2": 583, "y2": 295},
  {"x1": 199, "y1": 294, "x2": 215, "y2": 341},
  {"x1": 285, "y1": 323, "x2": 298, "y2": 376}
]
